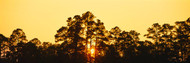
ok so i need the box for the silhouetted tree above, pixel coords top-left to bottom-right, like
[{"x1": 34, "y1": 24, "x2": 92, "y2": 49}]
[
  {"x1": 1, "y1": 12, "x2": 190, "y2": 63},
  {"x1": 145, "y1": 23, "x2": 162, "y2": 45},
  {"x1": 7, "y1": 28, "x2": 28, "y2": 63},
  {"x1": 174, "y1": 18, "x2": 190, "y2": 62},
  {"x1": 0, "y1": 34, "x2": 8, "y2": 62}
]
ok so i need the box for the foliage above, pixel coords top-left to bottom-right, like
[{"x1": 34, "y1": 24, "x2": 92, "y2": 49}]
[{"x1": 0, "y1": 12, "x2": 190, "y2": 63}]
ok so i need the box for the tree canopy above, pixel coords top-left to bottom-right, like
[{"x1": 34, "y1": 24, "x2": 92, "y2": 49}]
[{"x1": 0, "y1": 11, "x2": 190, "y2": 63}]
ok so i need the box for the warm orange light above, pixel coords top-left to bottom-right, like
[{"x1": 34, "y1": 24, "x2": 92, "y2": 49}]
[
  {"x1": 87, "y1": 43, "x2": 90, "y2": 49},
  {"x1": 91, "y1": 41, "x2": 96, "y2": 46},
  {"x1": 91, "y1": 48, "x2": 95, "y2": 54},
  {"x1": 119, "y1": 51, "x2": 124, "y2": 57}
]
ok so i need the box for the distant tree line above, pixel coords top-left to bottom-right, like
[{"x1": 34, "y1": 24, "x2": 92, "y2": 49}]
[{"x1": 0, "y1": 11, "x2": 190, "y2": 63}]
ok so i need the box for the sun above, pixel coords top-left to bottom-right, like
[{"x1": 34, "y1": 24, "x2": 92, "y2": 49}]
[{"x1": 90, "y1": 48, "x2": 95, "y2": 54}]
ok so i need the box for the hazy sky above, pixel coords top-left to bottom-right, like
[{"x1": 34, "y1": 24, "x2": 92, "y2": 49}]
[{"x1": 0, "y1": 0, "x2": 190, "y2": 43}]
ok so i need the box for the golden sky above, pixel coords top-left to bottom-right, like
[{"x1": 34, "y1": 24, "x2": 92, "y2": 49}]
[{"x1": 0, "y1": 0, "x2": 190, "y2": 43}]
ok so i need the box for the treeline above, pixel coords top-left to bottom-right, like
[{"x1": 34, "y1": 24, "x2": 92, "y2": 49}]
[{"x1": 0, "y1": 11, "x2": 190, "y2": 63}]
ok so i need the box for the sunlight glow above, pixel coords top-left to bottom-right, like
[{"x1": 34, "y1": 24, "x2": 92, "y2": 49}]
[
  {"x1": 0, "y1": 0, "x2": 190, "y2": 43},
  {"x1": 119, "y1": 52, "x2": 123, "y2": 57},
  {"x1": 91, "y1": 48, "x2": 95, "y2": 54},
  {"x1": 87, "y1": 43, "x2": 90, "y2": 49},
  {"x1": 91, "y1": 41, "x2": 96, "y2": 46},
  {"x1": 81, "y1": 24, "x2": 85, "y2": 27}
]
